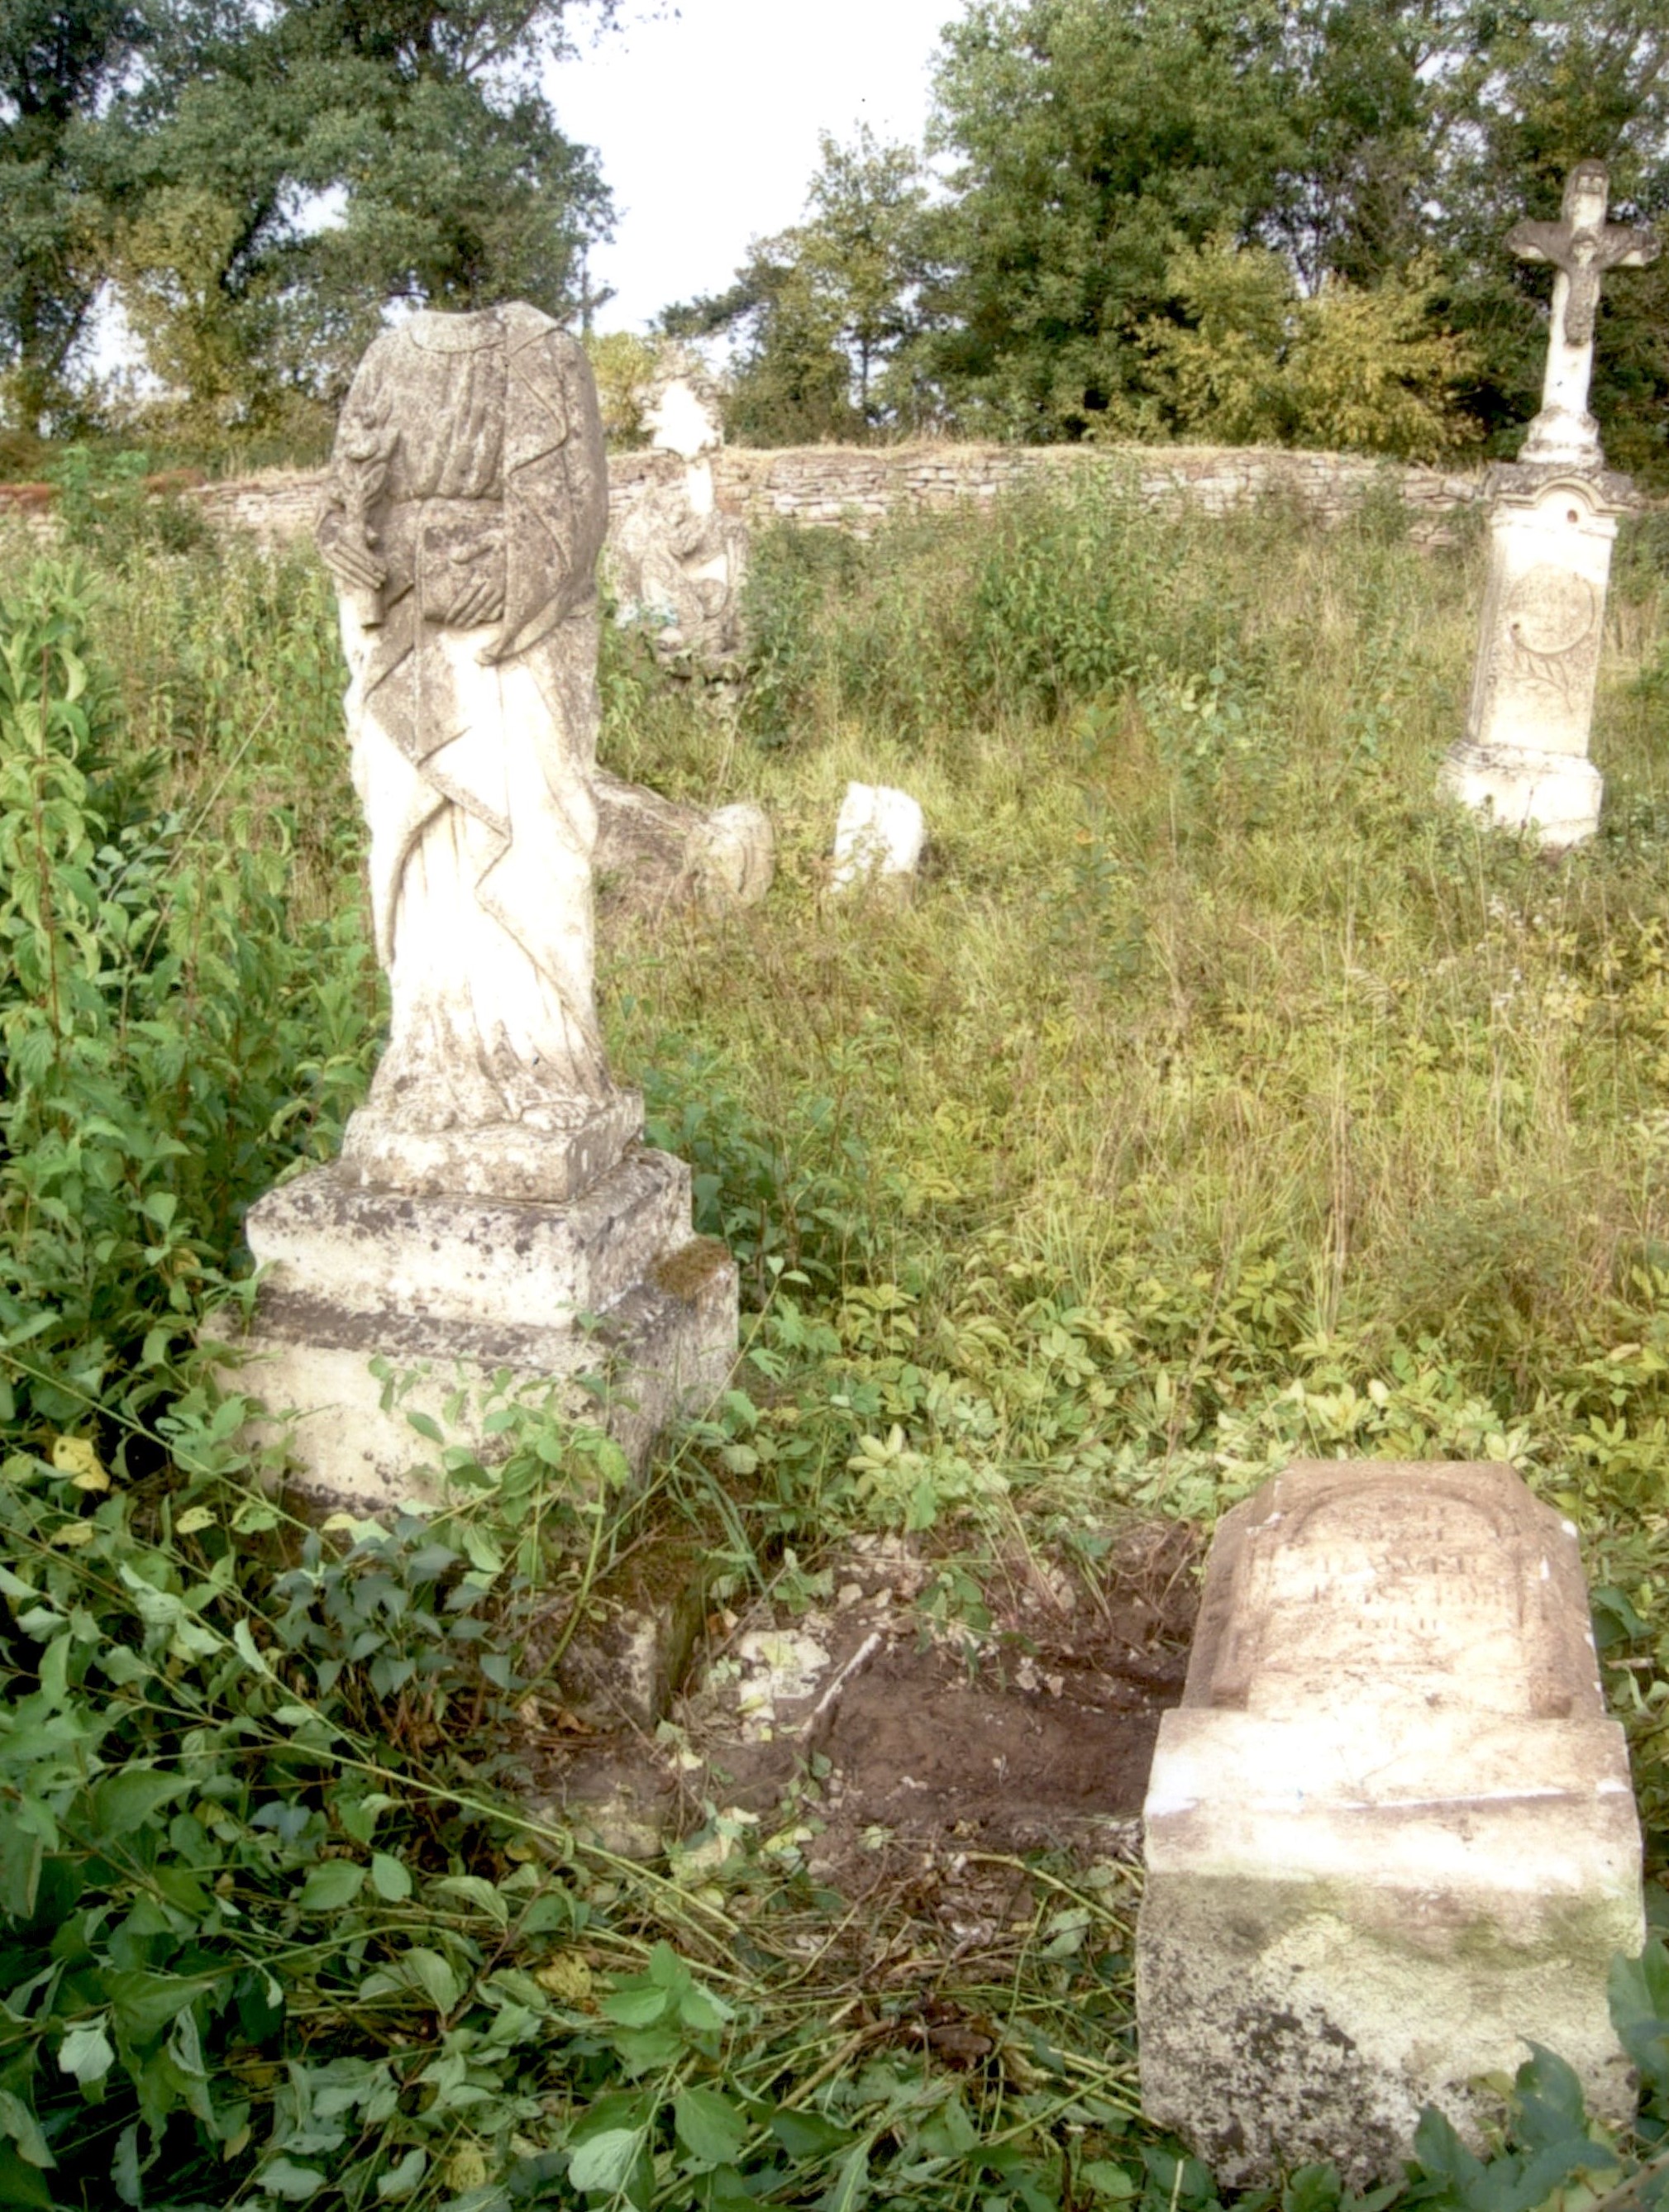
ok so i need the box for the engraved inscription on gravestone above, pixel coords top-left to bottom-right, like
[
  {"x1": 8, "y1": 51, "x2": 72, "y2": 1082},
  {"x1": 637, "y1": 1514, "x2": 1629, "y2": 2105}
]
[
  {"x1": 1195, "y1": 1470, "x2": 1593, "y2": 1718},
  {"x1": 1137, "y1": 1461, "x2": 1643, "y2": 2187}
]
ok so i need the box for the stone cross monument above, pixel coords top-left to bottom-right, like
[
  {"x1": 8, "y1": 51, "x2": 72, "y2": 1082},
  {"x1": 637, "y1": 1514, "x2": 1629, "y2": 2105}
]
[
  {"x1": 229, "y1": 304, "x2": 737, "y2": 1514},
  {"x1": 1442, "y1": 162, "x2": 1658, "y2": 846},
  {"x1": 1508, "y1": 161, "x2": 1657, "y2": 469}
]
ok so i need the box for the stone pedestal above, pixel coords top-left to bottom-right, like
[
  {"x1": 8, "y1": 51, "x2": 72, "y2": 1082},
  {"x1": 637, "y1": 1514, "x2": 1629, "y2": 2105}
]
[
  {"x1": 1136, "y1": 1460, "x2": 1643, "y2": 2187},
  {"x1": 231, "y1": 1144, "x2": 737, "y2": 1514},
  {"x1": 1441, "y1": 463, "x2": 1631, "y2": 848}
]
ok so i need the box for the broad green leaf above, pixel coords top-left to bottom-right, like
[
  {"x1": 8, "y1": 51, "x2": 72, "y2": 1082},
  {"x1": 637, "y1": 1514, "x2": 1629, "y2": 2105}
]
[
  {"x1": 569, "y1": 2126, "x2": 645, "y2": 2195},
  {"x1": 260, "y1": 2156, "x2": 327, "y2": 2201},
  {"x1": 376, "y1": 2148, "x2": 427, "y2": 2200},
  {"x1": 401, "y1": 1947, "x2": 460, "y2": 2014},
  {"x1": 432, "y1": 1874, "x2": 508, "y2": 1926},
  {"x1": 772, "y1": 2110, "x2": 855, "y2": 2161},
  {"x1": 1083, "y1": 2162, "x2": 1137, "y2": 2201},
  {"x1": 675, "y1": 2086, "x2": 747, "y2": 2167},
  {"x1": 92, "y1": 1770, "x2": 188, "y2": 1839},
  {"x1": 300, "y1": 1861, "x2": 365, "y2": 1911},
  {"x1": 58, "y1": 2019, "x2": 115, "y2": 2092},
  {"x1": 680, "y1": 1981, "x2": 734, "y2": 2031},
  {"x1": 107, "y1": 1968, "x2": 203, "y2": 2045},
  {"x1": 0, "y1": 2144, "x2": 53, "y2": 2209},
  {"x1": 601, "y1": 1982, "x2": 668, "y2": 2028},
  {"x1": 370, "y1": 1852, "x2": 412, "y2": 1902},
  {"x1": 0, "y1": 2090, "x2": 53, "y2": 2168}
]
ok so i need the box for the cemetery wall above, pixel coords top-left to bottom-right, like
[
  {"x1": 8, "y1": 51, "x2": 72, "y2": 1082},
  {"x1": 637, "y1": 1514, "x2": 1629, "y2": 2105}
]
[{"x1": 188, "y1": 441, "x2": 1488, "y2": 552}]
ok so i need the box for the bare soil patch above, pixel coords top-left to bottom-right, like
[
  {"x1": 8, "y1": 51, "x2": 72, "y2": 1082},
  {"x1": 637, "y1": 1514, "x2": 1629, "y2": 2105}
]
[{"x1": 533, "y1": 1518, "x2": 1200, "y2": 1894}]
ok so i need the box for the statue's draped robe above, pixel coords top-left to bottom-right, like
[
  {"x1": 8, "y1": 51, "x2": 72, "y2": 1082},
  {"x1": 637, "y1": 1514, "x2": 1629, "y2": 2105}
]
[{"x1": 319, "y1": 307, "x2": 612, "y2": 1134}]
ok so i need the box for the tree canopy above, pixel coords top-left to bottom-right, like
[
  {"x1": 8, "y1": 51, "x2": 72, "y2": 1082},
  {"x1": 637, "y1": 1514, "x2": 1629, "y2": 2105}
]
[
  {"x1": 6, "y1": 0, "x2": 1669, "y2": 468},
  {"x1": 0, "y1": 0, "x2": 616, "y2": 438},
  {"x1": 686, "y1": 0, "x2": 1669, "y2": 473}
]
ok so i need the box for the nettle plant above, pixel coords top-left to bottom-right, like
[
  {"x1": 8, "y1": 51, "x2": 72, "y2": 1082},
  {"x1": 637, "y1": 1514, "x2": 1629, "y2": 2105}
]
[{"x1": 0, "y1": 559, "x2": 376, "y2": 1447}]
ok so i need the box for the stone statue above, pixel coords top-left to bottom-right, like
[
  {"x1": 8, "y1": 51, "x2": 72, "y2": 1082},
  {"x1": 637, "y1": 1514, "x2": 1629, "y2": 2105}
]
[
  {"x1": 317, "y1": 303, "x2": 638, "y2": 1201},
  {"x1": 608, "y1": 346, "x2": 749, "y2": 664},
  {"x1": 231, "y1": 303, "x2": 737, "y2": 1518}
]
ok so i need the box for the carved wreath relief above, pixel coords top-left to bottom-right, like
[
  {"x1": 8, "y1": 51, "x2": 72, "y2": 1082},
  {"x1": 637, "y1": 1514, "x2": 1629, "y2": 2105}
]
[{"x1": 1500, "y1": 563, "x2": 1601, "y2": 708}]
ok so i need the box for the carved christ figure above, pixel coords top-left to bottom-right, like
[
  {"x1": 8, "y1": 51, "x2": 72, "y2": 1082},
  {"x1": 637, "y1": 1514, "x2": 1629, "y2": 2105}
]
[
  {"x1": 1507, "y1": 160, "x2": 1658, "y2": 463},
  {"x1": 317, "y1": 305, "x2": 614, "y2": 1181}
]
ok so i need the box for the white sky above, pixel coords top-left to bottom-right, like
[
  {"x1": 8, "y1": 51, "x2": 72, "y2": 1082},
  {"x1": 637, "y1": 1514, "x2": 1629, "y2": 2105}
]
[{"x1": 547, "y1": 0, "x2": 957, "y2": 332}]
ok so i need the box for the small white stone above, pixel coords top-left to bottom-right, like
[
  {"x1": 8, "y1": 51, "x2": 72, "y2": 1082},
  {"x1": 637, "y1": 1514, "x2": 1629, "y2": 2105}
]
[{"x1": 831, "y1": 782, "x2": 926, "y2": 891}]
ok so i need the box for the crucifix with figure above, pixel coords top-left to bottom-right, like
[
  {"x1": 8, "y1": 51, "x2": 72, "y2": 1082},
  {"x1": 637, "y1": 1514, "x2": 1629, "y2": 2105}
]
[
  {"x1": 1507, "y1": 160, "x2": 1658, "y2": 466},
  {"x1": 1441, "y1": 160, "x2": 1660, "y2": 847}
]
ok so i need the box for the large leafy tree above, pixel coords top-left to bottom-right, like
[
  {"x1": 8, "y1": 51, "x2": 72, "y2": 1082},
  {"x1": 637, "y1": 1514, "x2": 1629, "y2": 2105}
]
[
  {"x1": 1, "y1": 0, "x2": 616, "y2": 438},
  {"x1": 920, "y1": 0, "x2": 1669, "y2": 462},
  {"x1": 923, "y1": 0, "x2": 1301, "y2": 438},
  {"x1": 0, "y1": 0, "x2": 147, "y2": 428}
]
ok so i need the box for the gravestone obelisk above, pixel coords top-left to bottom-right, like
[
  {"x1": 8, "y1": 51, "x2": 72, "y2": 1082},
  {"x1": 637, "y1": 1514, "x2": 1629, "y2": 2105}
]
[
  {"x1": 1441, "y1": 162, "x2": 1658, "y2": 846},
  {"x1": 229, "y1": 306, "x2": 738, "y2": 1513}
]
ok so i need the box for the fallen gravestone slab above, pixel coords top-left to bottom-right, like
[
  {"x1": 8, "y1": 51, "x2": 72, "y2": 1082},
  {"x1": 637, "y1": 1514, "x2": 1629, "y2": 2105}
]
[
  {"x1": 594, "y1": 772, "x2": 774, "y2": 918},
  {"x1": 1137, "y1": 1459, "x2": 1643, "y2": 2186}
]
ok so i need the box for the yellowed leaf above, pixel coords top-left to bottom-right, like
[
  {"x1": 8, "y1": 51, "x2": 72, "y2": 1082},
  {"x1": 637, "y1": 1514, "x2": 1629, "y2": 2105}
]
[
  {"x1": 51, "y1": 1437, "x2": 107, "y2": 1490},
  {"x1": 446, "y1": 2144, "x2": 489, "y2": 2191},
  {"x1": 50, "y1": 1522, "x2": 95, "y2": 1547},
  {"x1": 175, "y1": 1507, "x2": 217, "y2": 1535},
  {"x1": 533, "y1": 1952, "x2": 594, "y2": 2005}
]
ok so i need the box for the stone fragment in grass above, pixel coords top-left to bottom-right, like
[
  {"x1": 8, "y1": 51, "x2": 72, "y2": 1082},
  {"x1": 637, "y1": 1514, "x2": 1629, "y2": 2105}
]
[
  {"x1": 831, "y1": 781, "x2": 925, "y2": 893},
  {"x1": 1136, "y1": 1458, "x2": 1643, "y2": 2187}
]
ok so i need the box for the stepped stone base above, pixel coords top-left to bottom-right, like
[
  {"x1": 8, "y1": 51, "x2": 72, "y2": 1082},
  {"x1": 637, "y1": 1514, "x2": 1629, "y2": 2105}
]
[
  {"x1": 227, "y1": 1148, "x2": 737, "y2": 1515},
  {"x1": 1439, "y1": 740, "x2": 1603, "y2": 848}
]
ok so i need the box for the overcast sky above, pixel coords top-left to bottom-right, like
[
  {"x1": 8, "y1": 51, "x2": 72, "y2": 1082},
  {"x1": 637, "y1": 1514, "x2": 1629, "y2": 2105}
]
[{"x1": 546, "y1": 0, "x2": 956, "y2": 332}]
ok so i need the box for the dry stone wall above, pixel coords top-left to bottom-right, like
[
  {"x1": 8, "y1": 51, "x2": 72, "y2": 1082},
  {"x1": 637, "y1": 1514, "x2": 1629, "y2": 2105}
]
[{"x1": 188, "y1": 440, "x2": 1488, "y2": 555}]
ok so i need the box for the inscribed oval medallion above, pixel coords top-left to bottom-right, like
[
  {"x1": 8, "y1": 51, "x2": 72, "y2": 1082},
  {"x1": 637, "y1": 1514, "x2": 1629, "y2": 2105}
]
[{"x1": 1504, "y1": 565, "x2": 1599, "y2": 657}]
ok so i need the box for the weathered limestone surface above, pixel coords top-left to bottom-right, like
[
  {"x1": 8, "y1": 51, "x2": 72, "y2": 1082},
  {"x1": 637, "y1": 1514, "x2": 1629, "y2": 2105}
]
[
  {"x1": 1442, "y1": 164, "x2": 1659, "y2": 846},
  {"x1": 1137, "y1": 1459, "x2": 1643, "y2": 2187},
  {"x1": 594, "y1": 772, "x2": 775, "y2": 918},
  {"x1": 239, "y1": 1161, "x2": 735, "y2": 1516},
  {"x1": 605, "y1": 353, "x2": 750, "y2": 663},
  {"x1": 230, "y1": 305, "x2": 737, "y2": 1510}
]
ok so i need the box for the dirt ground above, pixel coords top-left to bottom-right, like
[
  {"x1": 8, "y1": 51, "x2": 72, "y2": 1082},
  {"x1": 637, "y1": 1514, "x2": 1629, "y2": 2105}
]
[{"x1": 532, "y1": 1518, "x2": 1200, "y2": 1892}]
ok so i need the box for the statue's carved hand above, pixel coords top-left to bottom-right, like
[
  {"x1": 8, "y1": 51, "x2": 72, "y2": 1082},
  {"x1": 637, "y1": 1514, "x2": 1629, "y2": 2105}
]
[
  {"x1": 322, "y1": 522, "x2": 386, "y2": 597},
  {"x1": 438, "y1": 530, "x2": 506, "y2": 627}
]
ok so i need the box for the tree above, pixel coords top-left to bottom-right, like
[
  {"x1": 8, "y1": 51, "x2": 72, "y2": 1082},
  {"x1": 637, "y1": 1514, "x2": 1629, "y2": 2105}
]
[
  {"x1": 922, "y1": 0, "x2": 1669, "y2": 465},
  {"x1": 923, "y1": 0, "x2": 1301, "y2": 439},
  {"x1": 1125, "y1": 235, "x2": 1481, "y2": 460},
  {"x1": 664, "y1": 126, "x2": 938, "y2": 446},
  {"x1": 0, "y1": 0, "x2": 146, "y2": 427},
  {"x1": 0, "y1": 0, "x2": 618, "y2": 440}
]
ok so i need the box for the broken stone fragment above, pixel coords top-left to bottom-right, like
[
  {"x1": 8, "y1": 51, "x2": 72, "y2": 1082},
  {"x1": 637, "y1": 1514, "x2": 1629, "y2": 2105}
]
[{"x1": 830, "y1": 781, "x2": 926, "y2": 893}]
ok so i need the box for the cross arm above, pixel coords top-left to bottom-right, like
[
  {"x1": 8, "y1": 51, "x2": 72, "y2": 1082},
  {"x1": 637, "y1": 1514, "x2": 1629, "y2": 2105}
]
[
  {"x1": 1506, "y1": 218, "x2": 1571, "y2": 266},
  {"x1": 1596, "y1": 223, "x2": 1661, "y2": 269}
]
